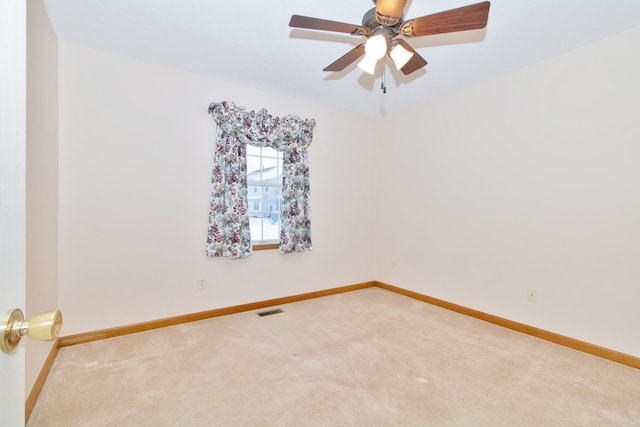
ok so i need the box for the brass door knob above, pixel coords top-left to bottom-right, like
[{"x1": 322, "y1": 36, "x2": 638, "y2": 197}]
[{"x1": 0, "y1": 308, "x2": 62, "y2": 354}]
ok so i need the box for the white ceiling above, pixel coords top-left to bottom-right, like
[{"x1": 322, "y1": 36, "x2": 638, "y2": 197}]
[{"x1": 42, "y1": 0, "x2": 640, "y2": 117}]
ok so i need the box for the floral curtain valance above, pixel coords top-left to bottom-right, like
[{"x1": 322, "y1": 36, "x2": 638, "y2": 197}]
[
  {"x1": 206, "y1": 101, "x2": 316, "y2": 259},
  {"x1": 209, "y1": 101, "x2": 315, "y2": 151}
]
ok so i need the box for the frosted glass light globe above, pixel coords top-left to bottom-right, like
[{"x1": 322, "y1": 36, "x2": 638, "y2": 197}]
[
  {"x1": 390, "y1": 43, "x2": 414, "y2": 70},
  {"x1": 357, "y1": 55, "x2": 378, "y2": 75},
  {"x1": 364, "y1": 35, "x2": 387, "y2": 60}
]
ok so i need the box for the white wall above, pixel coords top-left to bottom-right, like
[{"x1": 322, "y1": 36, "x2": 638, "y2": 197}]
[
  {"x1": 377, "y1": 27, "x2": 640, "y2": 357},
  {"x1": 55, "y1": 25, "x2": 640, "y2": 359},
  {"x1": 58, "y1": 42, "x2": 379, "y2": 335},
  {"x1": 26, "y1": 0, "x2": 59, "y2": 398}
]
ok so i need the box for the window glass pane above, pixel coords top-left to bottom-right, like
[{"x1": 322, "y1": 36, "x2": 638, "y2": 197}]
[
  {"x1": 247, "y1": 155, "x2": 261, "y2": 184},
  {"x1": 263, "y1": 214, "x2": 280, "y2": 241},
  {"x1": 245, "y1": 145, "x2": 283, "y2": 245},
  {"x1": 262, "y1": 187, "x2": 279, "y2": 215},
  {"x1": 262, "y1": 146, "x2": 279, "y2": 158},
  {"x1": 248, "y1": 186, "x2": 262, "y2": 217},
  {"x1": 249, "y1": 217, "x2": 263, "y2": 241},
  {"x1": 248, "y1": 216, "x2": 279, "y2": 242},
  {"x1": 246, "y1": 145, "x2": 261, "y2": 156},
  {"x1": 261, "y1": 156, "x2": 278, "y2": 174}
]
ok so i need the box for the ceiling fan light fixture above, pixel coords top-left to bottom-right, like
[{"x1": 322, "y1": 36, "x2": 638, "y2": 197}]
[
  {"x1": 390, "y1": 43, "x2": 414, "y2": 70},
  {"x1": 364, "y1": 34, "x2": 387, "y2": 60},
  {"x1": 357, "y1": 54, "x2": 378, "y2": 75},
  {"x1": 289, "y1": 1, "x2": 491, "y2": 79}
]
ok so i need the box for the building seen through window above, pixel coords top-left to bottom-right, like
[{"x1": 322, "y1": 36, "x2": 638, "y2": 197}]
[{"x1": 246, "y1": 145, "x2": 282, "y2": 243}]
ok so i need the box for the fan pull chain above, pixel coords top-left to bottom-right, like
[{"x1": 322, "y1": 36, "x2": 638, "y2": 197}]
[{"x1": 381, "y1": 56, "x2": 387, "y2": 94}]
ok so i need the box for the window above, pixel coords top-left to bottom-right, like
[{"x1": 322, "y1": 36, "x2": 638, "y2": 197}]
[{"x1": 246, "y1": 145, "x2": 283, "y2": 245}]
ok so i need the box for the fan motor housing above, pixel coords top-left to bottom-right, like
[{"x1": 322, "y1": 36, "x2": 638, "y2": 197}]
[
  {"x1": 362, "y1": 8, "x2": 379, "y2": 28},
  {"x1": 363, "y1": 7, "x2": 404, "y2": 33}
]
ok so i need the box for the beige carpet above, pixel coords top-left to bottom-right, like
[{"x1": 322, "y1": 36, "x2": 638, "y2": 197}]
[{"x1": 28, "y1": 288, "x2": 640, "y2": 426}]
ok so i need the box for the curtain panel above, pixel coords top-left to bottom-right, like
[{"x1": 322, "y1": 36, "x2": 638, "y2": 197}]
[{"x1": 206, "y1": 101, "x2": 316, "y2": 258}]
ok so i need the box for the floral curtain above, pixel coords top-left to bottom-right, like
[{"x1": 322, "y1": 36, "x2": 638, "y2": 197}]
[{"x1": 206, "y1": 101, "x2": 316, "y2": 258}]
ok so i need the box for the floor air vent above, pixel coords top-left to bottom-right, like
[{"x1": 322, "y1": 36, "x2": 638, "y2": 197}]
[{"x1": 257, "y1": 308, "x2": 284, "y2": 317}]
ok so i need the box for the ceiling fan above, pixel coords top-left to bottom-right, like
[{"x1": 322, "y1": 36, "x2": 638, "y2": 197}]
[{"x1": 289, "y1": 0, "x2": 490, "y2": 78}]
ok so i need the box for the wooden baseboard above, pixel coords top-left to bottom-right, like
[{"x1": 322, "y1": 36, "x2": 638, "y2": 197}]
[
  {"x1": 374, "y1": 281, "x2": 640, "y2": 370},
  {"x1": 29, "y1": 278, "x2": 638, "y2": 418},
  {"x1": 25, "y1": 339, "x2": 61, "y2": 422},
  {"x1": 58, "y1": 281, "x2": 377, "y2": 348},
  {"x1": 28, "y1": 281, "x2": 376, "y2": 419}
]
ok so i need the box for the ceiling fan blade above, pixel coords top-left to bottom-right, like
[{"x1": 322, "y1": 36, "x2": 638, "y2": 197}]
[
  {"x1": 376, "y1": 0, "x2": 408, "y2": 21},
  {"x1": 323, "y1": 44, "x2": 365, "y2": 72},
  {"x1": 394, "y1": 40, "x2": 428, "y2": 75},
  {"x1": 289, "y1": 15, "x2": 366, "y2": 35},
  {"x1": 402, "y1": 1, "x2": 490, "y2": 37}
]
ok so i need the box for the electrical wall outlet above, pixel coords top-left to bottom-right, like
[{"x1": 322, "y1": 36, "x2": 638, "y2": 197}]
[
  {"x1": 197, "y1": 279, "x2": 206, "y2": 290},
  {"x1": 527, "y1": 288, "x2": 537, "y2": 302}
]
